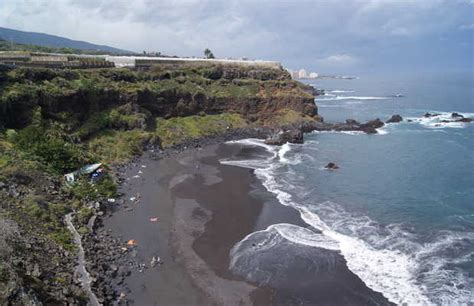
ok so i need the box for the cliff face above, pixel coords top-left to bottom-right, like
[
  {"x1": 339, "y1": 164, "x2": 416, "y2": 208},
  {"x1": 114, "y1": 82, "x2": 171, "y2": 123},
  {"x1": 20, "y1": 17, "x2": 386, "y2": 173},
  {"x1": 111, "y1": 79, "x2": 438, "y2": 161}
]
[
  {"x1": 0, "y1": 63, "x2": 317, "y2": 130},
  {"x1": 0, "y1": 63, "x2": 318, "y2": 304}
]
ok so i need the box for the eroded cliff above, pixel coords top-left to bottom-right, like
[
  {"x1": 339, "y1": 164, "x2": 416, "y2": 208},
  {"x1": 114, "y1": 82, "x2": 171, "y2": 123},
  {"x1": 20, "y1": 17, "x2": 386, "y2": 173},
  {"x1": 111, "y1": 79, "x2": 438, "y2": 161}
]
[{"x1": 0, "y1": 62, "x2": 318, "y2": 304}]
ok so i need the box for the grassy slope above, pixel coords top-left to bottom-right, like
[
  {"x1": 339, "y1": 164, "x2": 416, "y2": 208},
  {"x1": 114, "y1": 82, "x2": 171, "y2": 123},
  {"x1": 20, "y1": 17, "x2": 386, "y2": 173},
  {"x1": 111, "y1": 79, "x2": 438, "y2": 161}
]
[{"x1": 0, "y1": 63, "x2": 315, "y2": 302}]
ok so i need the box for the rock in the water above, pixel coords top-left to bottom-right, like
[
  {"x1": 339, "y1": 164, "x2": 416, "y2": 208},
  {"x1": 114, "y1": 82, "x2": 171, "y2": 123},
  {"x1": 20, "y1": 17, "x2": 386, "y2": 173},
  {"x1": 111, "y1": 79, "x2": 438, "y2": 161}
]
[
  {"x1": 358, "y1": 118, "x2": 384, "y2": 134},
  {"x1": 386, "y1": 114, "x2": 403, "y2": 123},
  {"x1": 325, "y1": 162, "x2": 339, "y2": 170},
  {"x1": 345, "y1": 119, "x2": 359, "y2": 125},
  {"x1": 451, "y1": 112, "x2": 464, "y2": 118},
  {"x1": 423, "y1": 112, "x2": 440, "y2": 118},
  {"x1": 265, "y1": 129, "x2": 303, "y2": 145},
  {"x1": 456, "y1": 117, "x2": 472, "y2": 123}
]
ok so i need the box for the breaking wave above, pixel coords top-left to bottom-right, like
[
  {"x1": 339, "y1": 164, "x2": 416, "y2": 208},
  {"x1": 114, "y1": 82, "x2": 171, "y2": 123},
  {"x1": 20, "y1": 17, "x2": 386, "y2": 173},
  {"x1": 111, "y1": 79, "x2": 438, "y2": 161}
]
[
  {"x1": 407, "y1": 111, "x2": 474, "y2": 129},
  {"x1": 317, "y1": 96, "x2": 390, "y2": 101},
  {"x1": 329, "y1": 90, "x2": 355, "y2": 93},
  {"x1": 221, "y1": 139, "x2": 473, "y2": 305}
]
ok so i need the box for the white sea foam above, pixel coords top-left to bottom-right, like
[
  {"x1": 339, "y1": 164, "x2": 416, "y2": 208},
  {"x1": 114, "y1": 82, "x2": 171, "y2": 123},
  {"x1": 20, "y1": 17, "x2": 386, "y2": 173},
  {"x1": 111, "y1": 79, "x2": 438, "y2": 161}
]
[
  {"x1": 311, "y1": 130, "x2": 365, "y2": 136},
  {"x1": 316, "y1": 96, "x2": 390, "y2": 101},
  {"x1": 222, "y1": 139, "x2": 473, "y2": 305},
  {"x1": 407, "y1": 111, "x2": 474, "y2": 129},
  {"x1": 317, "y1": 104, "x2": 346, "y2": 108},
  {"x1": 376, "y1": 127, "x2": 389, "y2": 135},
  {"x1": 232, "y1": 223, "x2": 340, "y2": 254},
  {"x1": 330, "y1": 90, "x2": 355, "y2": 93},
  {"x1": 278, "y1": 143, "x2": 292, "y2": 163}
]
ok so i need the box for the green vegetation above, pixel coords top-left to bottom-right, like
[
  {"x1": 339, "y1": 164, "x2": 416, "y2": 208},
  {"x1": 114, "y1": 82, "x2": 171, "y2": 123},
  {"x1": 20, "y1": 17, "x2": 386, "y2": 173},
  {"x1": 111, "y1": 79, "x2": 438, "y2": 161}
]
[
  {"x1": 204, "y1": 48, "x2": 215, "y2": 59},
  {"x1": 156, "y1": 113, "x2": 247, "y2": 147},
  {"x1": 0, "y1": 62, "x2": 314, "y2": 268},
  {"x1": 265, "y1": 109, "x2": 316, "y2": 126},
  {"x1": 88, "y1": 130, "x2": 155, "y2": 164},
  {"x1": 0, "y1": 55, "x2": 319, "y2": 304},
  {"x1": 16, "y1": 194, "x2": 74, "y2": 250}
]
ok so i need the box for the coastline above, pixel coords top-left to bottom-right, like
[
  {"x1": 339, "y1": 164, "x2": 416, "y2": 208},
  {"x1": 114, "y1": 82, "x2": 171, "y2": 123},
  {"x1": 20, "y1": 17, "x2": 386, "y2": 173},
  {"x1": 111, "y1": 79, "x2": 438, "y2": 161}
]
[{"x1": 97, "y1": 139, "x2": 393, "y2": 305}]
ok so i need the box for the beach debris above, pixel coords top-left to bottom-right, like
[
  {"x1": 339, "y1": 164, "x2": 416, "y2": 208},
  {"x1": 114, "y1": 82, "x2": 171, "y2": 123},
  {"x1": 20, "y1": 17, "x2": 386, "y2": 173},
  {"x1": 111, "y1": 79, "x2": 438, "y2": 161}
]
[
  {"x1": 138, "y1": 170, "x2": 143, "y2": 174},
  {"x1": 325, "y1": 162, "x2": 339, "y2": 170},
  {"x1": 120, "y1": 247, "x2": 128, "y2": 253},
  {"x1": 119, "y1": 292, "x2": 127, "y2": 301},
  {"x1": 64, "y1": 163, "x2": 102, "y2": 184},
  {"x1": 141, "y1": 165, "x2": 147, "y2": 168},
  {"x1": 107, "y1": 198, "x2": 116, "y2": 203},
  {"x1": 149, "y1": 217, "x2": 158, "y2": 222},
  {"x1": 126, "y1": 239, "x2": 136, "y2": 246},
  {"x1": 133, "y1": 175, "x2": 140, "y2": 179},
  {"x1": 151, "y1": 256, "x2": 162, "y2": 267},
  {"x1": 125, "y1": 207, "x2": 133, "y2": 212},
  {"x1": 131, "y1": 192, "x2": 141, "y2": 204}
]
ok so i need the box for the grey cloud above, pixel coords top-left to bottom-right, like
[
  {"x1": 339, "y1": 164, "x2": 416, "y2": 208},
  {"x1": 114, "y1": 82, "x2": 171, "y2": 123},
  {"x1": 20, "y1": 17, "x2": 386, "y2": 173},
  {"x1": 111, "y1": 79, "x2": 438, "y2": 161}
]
[{"x1": 0, "y1": 0, "x2": 472, "y2": 74}]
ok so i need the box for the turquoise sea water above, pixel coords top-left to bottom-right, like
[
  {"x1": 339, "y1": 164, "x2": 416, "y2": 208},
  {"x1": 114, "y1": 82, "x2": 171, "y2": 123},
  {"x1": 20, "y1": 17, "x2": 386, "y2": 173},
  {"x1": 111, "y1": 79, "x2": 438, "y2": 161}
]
[{"x1": 224, "y1": 72, "x2": 473, "y2": 304}]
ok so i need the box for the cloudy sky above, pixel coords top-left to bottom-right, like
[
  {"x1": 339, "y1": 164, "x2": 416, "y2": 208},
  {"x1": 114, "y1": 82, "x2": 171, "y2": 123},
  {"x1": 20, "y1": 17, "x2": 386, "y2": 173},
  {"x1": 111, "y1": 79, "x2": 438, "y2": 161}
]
[{"x1": 0, "y1": 0, "x2": 472, "y2": 74}]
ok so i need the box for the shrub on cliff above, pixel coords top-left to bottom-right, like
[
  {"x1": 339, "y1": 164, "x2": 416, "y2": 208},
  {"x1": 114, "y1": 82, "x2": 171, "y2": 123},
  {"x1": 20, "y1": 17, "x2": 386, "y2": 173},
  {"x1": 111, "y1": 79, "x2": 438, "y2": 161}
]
[
  {"x1": 10, "y1": 116, "x2": 88, "y2": 174},
  {"x1": 0, "y1": 83, "x2": 39, "y2": 128}
]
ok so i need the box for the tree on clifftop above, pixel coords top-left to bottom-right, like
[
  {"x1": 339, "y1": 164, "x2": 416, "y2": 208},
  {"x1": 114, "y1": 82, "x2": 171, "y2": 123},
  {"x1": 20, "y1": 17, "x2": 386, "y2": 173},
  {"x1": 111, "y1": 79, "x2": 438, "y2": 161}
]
[{"x1": 204, "y1": 48, "x2": 215, "y2": 59}]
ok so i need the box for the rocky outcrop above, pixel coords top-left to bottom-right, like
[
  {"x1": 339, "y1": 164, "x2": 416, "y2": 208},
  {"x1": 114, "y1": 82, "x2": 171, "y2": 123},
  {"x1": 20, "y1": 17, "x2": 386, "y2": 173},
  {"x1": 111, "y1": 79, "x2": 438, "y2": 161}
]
[
  {"x1": 265, "y1": 129, "x2": 304, "y2": 145},
  {"x1": 423, "y1": 112, "x2": 440, "y2": 118},
  {"x1": 386, "y1": 114, "x2": 403, "y2": 123},
  {"x1": 450, "y1": 113, "x2": 472, "y2": 122},
  {"x1": 0, "y1": 65, "x2": 317, "y2": 130},
  {"x1": 345, "y1": 119, "x2": 359, "y2": 125},
  {"x1": 299, "y1": 118, "x2": 385, "y2": 134},
  {"x1": 325, "y1": 162, "x2": 339, "y2": 170},
  {"x1": 421, "y1": 112, "x2": 472, "y2": 123}
]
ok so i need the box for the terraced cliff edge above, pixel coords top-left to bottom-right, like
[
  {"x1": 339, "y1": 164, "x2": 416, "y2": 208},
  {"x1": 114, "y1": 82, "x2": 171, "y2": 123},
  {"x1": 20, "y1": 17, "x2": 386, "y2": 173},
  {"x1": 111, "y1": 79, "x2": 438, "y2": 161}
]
[{"x1": 0, "y1": 62, "x2": 319, "y2": 304}]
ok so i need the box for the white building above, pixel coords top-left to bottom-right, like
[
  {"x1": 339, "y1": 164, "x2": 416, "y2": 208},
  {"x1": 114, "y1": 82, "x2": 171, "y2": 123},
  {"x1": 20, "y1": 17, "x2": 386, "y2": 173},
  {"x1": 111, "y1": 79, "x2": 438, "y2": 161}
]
[
  {"x1": 309, "y1": 72, "x2": 319, "y2": 79},
  {"x1": 298, "y1": 69, "x2": 307, "y2": 78}
]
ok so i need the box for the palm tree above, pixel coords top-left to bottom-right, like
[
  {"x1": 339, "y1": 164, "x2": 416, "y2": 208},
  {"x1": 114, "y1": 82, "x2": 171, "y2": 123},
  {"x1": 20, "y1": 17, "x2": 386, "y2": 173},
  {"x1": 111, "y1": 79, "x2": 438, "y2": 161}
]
[{"x1": 204, "y1": 48, "x2": 215, "y2": 59}]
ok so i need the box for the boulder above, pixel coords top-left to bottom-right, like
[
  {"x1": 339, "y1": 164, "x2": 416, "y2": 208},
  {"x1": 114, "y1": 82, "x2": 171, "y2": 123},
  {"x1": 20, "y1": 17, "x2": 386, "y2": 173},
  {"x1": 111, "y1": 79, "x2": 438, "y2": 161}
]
[
  {"x1": 456, "y1": 117, "x2": 472, "y2": 123},
  {"x1": 358, "y1": 118, "x2": 384, "y2": 134},
  {"x1": 386, "y1": 114, "x2": 403, "y2": 123},
  {"x1": 345, "y1": 119, "x2": 359, "y2": 125},
  {"x1": 265, "y1": 129, "x2": 303, "y2": 145},
  {"x1": 325, "y1": 162, "x2": 339, "y2": 170},
  {"x1": 451, "y1": 112, "x2": 464, "y2": 118},
  {"x1": 423, "y1": 112, "x2": 440, "y2": 118}
]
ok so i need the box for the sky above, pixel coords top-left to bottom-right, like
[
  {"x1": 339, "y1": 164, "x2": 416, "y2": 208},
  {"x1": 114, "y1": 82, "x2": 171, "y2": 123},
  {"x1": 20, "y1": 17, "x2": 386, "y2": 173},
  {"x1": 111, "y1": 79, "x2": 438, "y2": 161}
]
[{"x1": 0, "y1": 0, "x2": 473, "y2": 75}]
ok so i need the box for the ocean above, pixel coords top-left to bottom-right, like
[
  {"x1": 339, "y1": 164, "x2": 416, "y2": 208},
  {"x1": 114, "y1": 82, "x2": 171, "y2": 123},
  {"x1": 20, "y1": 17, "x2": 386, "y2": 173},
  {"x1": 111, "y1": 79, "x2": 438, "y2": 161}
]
[{"x1": 221, "y1": 72, "x2": 474, "y2": 305}]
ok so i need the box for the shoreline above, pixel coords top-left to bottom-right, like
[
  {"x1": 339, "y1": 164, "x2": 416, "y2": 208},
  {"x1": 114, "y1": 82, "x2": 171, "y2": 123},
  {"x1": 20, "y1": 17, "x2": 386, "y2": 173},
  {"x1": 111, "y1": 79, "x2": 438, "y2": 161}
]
[{"x1": 92, "y1": 136, "x2": 392, "y2": 305}]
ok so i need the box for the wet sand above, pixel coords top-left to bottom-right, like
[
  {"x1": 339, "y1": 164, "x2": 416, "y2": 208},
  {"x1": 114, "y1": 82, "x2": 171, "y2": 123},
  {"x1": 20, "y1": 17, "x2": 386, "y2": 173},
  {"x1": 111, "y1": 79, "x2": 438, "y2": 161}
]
[{"x1": 104, "y1": 144, "x2": 392, "y2": 305}]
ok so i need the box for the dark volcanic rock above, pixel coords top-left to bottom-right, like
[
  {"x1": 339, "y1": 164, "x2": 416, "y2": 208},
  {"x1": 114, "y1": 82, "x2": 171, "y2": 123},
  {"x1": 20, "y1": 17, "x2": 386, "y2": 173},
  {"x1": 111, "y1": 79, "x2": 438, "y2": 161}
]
[
  {"x1": 423, "y1": 112, "x2": 440, "y2": 118},
  {"x1": 451, "y1": 112, "x2": 464, "y2": 118},
  {"x1": 456, "y1": 117, "x2": 472, "y2": 123},
  {"x1": 325, "y1": 162, "x2": 339, "y2": 170},
  {"x1": 386, "y1": 114, "x2": 403, "y2": 123},
  {"x1": 345, "y1": 119, "x2": 359, "y2": 125},
  {"x1": 296, "y1": 118, "x2": 386, "y2": 134},
  {"x1": 358, "y1": 119, "x2": 384, "y2": 134},
  {"x1": 265, "y1": 129, "x2": 304, "y2": 145}
]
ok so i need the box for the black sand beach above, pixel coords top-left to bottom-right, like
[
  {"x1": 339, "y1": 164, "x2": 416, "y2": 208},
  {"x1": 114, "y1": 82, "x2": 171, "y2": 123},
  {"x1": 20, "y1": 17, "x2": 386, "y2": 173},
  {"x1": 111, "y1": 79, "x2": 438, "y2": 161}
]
[{"x1": 104, "y1": 143, "x2": 392, "y2": 305}]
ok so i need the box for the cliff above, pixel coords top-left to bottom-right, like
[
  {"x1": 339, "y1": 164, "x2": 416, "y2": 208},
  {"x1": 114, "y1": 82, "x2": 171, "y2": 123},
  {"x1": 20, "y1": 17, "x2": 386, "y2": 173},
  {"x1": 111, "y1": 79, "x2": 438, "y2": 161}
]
[
  {"x1": 0, "y1": 63, "x2": 317, "y2": 129},
  {"x1": 0, "y1": 63, "x2": 318, "y2": 304}
]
